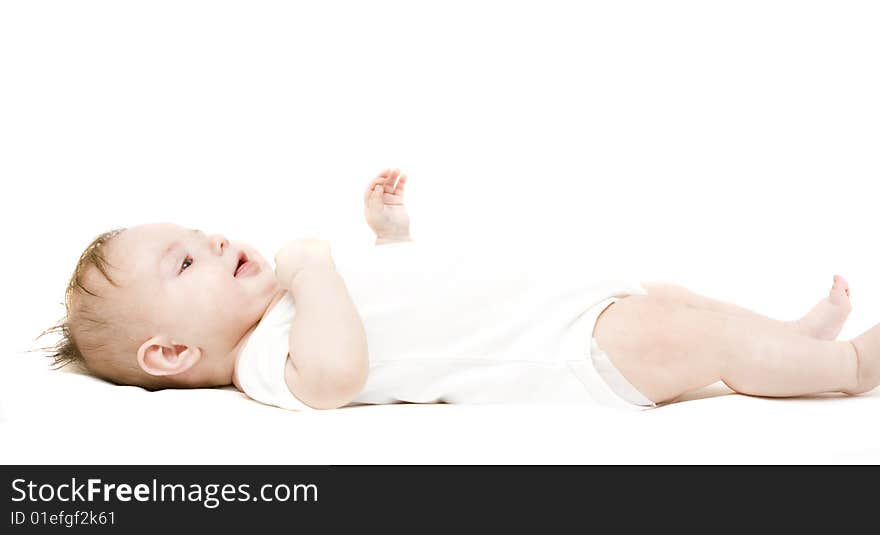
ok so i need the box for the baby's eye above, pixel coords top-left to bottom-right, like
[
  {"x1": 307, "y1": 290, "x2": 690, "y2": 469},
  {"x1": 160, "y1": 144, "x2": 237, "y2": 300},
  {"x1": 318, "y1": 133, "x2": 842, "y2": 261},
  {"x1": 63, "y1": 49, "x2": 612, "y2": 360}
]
[{"x1": 180, "y1": 256, "x2": 193, "y2": 273}]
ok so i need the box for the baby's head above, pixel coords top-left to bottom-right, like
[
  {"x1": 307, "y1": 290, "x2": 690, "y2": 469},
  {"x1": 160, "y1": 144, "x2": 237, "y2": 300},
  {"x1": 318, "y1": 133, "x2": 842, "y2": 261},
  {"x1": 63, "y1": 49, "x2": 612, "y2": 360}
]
[{"x1": 41, "y1": 222, "x2": 281, "y2": 390}]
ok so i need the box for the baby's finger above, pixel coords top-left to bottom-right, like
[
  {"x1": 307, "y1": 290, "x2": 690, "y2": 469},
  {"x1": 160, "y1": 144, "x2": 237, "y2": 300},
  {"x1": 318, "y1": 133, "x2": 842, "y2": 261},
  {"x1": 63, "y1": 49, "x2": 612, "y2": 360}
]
[
  {"x1": 364, "y1": 181, "x2": 379, "y2": 203},
  {"x1": 373, "y1": 172, "x2": 395, "y2": 186},
  {"x1": 379, "y1": 172, "x2": 397, "y2": 193},
  {"x1": 394, "y1": 173, "x2": 407, "y2": 196},
  {"x1": 366, "y1": 184, "x2": 385, "y2": 212},
  {"x1": 364, "y1": 175, "x2": 391, "y2": 202}
]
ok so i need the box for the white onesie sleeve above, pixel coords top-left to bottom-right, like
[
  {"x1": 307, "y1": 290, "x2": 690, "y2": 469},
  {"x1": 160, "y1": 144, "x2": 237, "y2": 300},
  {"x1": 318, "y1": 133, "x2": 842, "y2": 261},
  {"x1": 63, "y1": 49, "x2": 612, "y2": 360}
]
[{"x1": 235, "y1": 292, "x2": 319, "y2": 412}]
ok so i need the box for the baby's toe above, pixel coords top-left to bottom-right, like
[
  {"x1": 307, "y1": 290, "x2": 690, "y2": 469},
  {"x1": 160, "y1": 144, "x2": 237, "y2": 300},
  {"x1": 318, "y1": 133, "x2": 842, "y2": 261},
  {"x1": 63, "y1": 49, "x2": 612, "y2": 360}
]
[
  {"x1": 830, "y1": 275, "x2": 852, "y2": 305},
  {"x1": 834, "y1": 274, "x2": 850, "y2": 294}
]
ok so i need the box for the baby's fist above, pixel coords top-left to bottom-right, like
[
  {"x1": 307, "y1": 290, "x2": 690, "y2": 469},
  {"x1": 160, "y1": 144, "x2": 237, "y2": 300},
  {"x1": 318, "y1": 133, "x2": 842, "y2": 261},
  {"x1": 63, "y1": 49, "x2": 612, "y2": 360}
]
[{"x1": 274, "y1": 238, "x2": 335, "y2": 289}]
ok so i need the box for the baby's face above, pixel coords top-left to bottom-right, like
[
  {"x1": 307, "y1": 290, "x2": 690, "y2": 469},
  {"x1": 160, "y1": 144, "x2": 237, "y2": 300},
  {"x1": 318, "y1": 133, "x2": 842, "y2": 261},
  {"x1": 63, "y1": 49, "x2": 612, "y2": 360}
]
[{"x1": 111, "y1": 222, "x2": 280, "y2": 351}]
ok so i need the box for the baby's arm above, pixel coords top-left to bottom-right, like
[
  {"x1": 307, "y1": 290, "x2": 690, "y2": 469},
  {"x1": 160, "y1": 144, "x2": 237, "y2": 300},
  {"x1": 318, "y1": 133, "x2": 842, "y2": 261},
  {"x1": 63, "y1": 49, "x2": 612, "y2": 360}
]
[{"x1": 276, "y1": 240, "x2": 369, "y2": 409}]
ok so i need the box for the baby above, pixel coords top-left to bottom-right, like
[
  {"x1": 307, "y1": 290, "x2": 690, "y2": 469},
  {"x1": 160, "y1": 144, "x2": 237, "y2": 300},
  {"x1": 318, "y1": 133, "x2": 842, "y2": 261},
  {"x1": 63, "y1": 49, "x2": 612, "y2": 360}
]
[{"x1": 40, "y1": 168, "x2": 880, "y2": 410}]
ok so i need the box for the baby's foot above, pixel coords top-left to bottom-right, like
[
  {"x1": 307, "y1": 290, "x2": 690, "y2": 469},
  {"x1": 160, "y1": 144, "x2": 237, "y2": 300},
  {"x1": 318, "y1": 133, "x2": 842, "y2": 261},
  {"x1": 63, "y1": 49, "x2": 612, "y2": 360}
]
[
  {"x1": 844, "y1": 323, "x2": 880, "y2": 395},
  {"x1": 787, "y1": 275, "x2": 852, "y2": 340}
]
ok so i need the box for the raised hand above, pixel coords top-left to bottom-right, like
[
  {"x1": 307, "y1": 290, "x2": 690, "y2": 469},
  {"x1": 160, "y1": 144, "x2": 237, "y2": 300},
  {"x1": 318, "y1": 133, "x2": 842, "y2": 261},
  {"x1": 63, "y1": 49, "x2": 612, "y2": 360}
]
[{"x1": 364, "y1": 168, "x2": 411, "y2": 243}]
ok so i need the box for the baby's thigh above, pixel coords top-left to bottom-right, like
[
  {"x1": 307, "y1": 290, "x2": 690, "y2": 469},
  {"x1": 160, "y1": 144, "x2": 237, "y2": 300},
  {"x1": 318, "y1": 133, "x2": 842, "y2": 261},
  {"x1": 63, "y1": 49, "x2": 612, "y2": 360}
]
[{"x1": 592, "y1": 294, "x2": 722, "y2": 404}]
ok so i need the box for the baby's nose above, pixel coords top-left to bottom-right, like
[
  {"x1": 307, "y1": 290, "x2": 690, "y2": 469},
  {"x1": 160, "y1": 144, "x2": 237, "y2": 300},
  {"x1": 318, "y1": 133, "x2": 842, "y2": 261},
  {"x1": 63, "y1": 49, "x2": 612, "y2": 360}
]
[{"x1": 209, "y1": 234, "x2": 229, "y2": 254}]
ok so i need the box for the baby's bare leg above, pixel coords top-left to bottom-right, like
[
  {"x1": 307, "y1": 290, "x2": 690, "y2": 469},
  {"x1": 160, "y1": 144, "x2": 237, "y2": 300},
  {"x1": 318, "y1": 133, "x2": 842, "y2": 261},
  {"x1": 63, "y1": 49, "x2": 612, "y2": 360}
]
[
  {"x1": 641, "y1": 278, "x2": 851, "y2": 340},
  {"x1": 641, "y1": 281, "x2": 784, "y2": 320},
  {"x1": 593, "y1": 294, "x2": 862, "y2": 404}
]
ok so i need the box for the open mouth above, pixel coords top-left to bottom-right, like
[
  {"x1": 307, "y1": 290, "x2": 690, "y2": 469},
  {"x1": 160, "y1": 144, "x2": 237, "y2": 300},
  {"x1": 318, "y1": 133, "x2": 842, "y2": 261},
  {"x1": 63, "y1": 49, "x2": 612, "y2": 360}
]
[{"x1": 233, "y1": 252, "x2": 250, "y2": 277}]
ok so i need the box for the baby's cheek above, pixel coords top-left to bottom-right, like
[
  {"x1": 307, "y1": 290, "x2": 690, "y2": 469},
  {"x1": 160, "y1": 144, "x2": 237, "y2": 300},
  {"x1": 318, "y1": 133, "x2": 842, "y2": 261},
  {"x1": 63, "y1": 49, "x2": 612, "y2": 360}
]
[{"x1": 208, "y1": 291, "x2": 247, "y2": 324}]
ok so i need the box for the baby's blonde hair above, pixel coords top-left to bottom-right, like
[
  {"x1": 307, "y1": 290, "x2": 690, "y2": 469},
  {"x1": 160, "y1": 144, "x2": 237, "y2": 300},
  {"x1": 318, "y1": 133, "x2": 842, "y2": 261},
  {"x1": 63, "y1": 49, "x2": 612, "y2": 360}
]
[{"x1": 36, "y1": 228, "x2": 174, "y2": 390}]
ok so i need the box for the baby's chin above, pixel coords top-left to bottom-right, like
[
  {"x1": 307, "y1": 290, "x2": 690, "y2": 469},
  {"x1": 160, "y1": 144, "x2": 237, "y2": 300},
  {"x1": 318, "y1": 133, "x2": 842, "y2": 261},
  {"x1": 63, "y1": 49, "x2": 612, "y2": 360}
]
[{"x1": 250, "y1": 272, "x2": 284, "y2": 311}]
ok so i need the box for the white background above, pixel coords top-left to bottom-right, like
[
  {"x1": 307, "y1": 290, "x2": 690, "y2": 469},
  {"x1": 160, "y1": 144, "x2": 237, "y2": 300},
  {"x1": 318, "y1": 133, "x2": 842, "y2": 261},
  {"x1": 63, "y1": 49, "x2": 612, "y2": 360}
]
[{"x1": 1, "y1": 1, "x2": 878, "y2": 463}]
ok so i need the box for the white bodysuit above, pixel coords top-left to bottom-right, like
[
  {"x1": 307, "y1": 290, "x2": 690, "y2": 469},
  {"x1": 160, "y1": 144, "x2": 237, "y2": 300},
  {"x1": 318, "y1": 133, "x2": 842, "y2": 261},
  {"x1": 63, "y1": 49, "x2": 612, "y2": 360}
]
[{"x1": 235, "y1": 239, "x2": 655, "y2": 411}]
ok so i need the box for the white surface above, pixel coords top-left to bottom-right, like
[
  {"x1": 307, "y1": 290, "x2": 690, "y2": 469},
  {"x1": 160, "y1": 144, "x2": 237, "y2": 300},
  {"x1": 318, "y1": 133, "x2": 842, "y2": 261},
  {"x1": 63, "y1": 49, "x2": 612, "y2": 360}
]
[
  {"x1": 2, "y1": 1, "x2": 879, "y2": 463},
  {"x1": 2, "y1": 353, "x2": 880, "y2": 464}
]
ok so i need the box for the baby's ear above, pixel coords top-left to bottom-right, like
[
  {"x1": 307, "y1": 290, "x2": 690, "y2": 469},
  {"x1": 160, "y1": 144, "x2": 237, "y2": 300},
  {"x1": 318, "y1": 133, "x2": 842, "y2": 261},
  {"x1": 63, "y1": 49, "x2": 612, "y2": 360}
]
[{"x1": 136, "y1": 336, "x2": 202, "y2": 377}]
